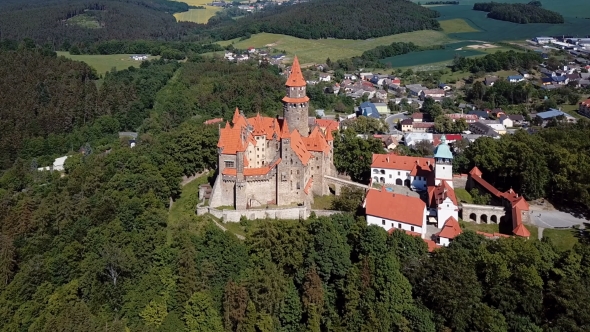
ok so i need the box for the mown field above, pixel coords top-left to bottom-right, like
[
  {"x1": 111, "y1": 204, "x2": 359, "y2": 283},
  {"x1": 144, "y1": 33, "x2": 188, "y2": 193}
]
[
  {"x1": 216, "y1": 31, "x2": 453, "y2": 64},
  {"x1": 56, "y1": 52, "x2": 159, "y2": 75},
  {"x1": 173, "y1": 0, "x2": 221, "y2": 24},
  {"x1": 439, "y1": 18, "x2": 479, "y2": 34}
]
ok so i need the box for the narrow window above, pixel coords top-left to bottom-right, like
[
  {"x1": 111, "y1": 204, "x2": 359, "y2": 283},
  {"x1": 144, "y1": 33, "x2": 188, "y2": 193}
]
[{"x1": 382, "y1": 220, "x2": 385, "y2": 225}]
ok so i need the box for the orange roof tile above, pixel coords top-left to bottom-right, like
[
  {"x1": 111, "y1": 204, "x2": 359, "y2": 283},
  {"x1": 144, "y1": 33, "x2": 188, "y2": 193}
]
[
  {"x1": 247, "y1": 113, "x2": 280, "y2": 139},
  {"x1": 325, "y1": 127, "x2": 334, "y2": 141},
  {"x1": 371, "y1": 154, "x2": 434, "y2": 172},
  {"x1": 428, "y1": 181, "x2": 458, "y2": 207},
  {"x1": 469, "y1": 167, "x2": 501, "y2": 197},
  {"x1": 280, "y1": 118, "x2": 291, "y2": 139},
  {"x1": 437, "y1": 217, "x2": 462, "y2": 239},
  {"x1": 512, "y1": 222, "x2": 530, "y2": 237},
  {"x1": 232, "y1": 107, "x2": 247, "y2": 128},
  {"x1": 469, "y1": 166, "x2": 483, "y2": 177},
  {"x1": 285, "y1": 56, "x2": 306, "y2": 87},
  {"x1": 364, "y1": 189, "x2": 426, "y2": 227},
  {"x1": 424, "y1": 239, "x2": 440, "y2": 252},
  {"x1": 222, "y1": 158, "x2": 282, "y2": 177},
  {"x1": 388, "y1": 228, "x2": 421, "y2": 238},
  {"x1": 304, "y1": 177, "x2": 313, "y2": 194},
  {"x1": 303, "y1": 126, "x2": 330, "y2": 153},
  {"x1": 217, "y1": 122, "x2": 249, "y2": 154},
  {"x1": 290, "y1": 130, "x2": 312, "y2": 165},
  {"x1": 204, "y1": 118, "x2": 223, "y2": 125},
  {"x1": 282, "y1": 96, "x2": 310, "y2": 103},
  {"x1": 315, "y1": 119, "x2": 339, "y2": 132}
]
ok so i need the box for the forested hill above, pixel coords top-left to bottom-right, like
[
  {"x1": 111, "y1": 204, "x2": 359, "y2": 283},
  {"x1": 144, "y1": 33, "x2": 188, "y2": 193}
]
[
  {"x1": 473, "y1": 2, "x2": 564, "y2": 24},
  {"x1": 0, "y1": 0, "x2": 199, "y2": 48},
  {"x1": 210, "y1": 0, "x2": 441, "y2": 40}
]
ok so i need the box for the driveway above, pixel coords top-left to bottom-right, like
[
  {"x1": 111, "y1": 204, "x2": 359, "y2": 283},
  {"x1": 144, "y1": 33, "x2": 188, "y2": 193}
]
[
  {"x1": 385, "y1": 113, "x2": 409, "y2": 132},
  {"x1": 530, "y1": 210, "x2": 586, "y2": 229}
]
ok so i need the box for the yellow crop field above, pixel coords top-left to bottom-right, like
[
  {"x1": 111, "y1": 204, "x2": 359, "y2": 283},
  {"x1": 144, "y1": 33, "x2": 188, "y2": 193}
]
[
  {"x1": 216, "y1": 31, "x2": 453, "y2": 64},
  {"x1": 173, "y1": 0, "x2": 221, "y2": 24}
]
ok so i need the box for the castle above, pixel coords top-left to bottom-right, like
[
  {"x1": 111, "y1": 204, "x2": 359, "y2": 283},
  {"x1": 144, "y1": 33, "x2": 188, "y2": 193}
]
[{"x1": 207, "y1": 56, "x2": 337, "y2": 209}]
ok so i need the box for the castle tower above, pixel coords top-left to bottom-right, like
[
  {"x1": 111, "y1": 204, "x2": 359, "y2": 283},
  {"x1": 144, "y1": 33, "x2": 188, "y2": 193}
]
[
  {"x1": 434, "y1": 135, "x2": 454, "y2": 187},
  {"x1": 282, "y1": 56, "x2": 310, "y2": 136}
]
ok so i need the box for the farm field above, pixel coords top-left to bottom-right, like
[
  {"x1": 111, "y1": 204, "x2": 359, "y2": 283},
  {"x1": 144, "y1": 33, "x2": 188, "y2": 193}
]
[
  {"x1": 173, "y1": 0, "x2": 221, "y2": 24},
  {"x1": 56, "y1": 52, "x2": 159, "y2": 75},
  {"x1": 216, "y1": 31, "x2": 453, "y2": 64},
  {"x1": 380, "y1": 41, "x2": 486, "y2": 68},
  {"x1": 439, "y1": 18, "x2": 479, "y2": 34}
]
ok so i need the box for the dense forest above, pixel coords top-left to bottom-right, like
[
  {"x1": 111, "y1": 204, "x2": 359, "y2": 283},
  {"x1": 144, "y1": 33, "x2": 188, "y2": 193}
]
[
  {"x1": 210, "y1": 0, "x2": 441, "y2": 40},
  {"x1": 454, "y1": 123, "x2": 590, "y2": 211},
  {"x1": 473, "y1": 2, "x2": 564, "y2": 24},
  {"x1": 0, "y1": 45, "x2": 180, "y2": 170},
  {"x1": 0, "y1": 0, "x2": 204, "y2": 49},
  {"x1": 3, "y1": 41, "x2": 590, "y2": 332}
]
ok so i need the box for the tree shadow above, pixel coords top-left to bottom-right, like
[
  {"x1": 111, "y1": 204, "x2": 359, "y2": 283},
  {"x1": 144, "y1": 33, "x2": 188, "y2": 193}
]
[{"x1": 546, "y1": 197, "x2": 590, "y2": 220}]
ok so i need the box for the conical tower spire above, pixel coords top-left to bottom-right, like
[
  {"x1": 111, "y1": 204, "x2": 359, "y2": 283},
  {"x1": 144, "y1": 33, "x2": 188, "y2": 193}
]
[{"x1": 285, "y1": 56, "x2": 306, "y2": 87}]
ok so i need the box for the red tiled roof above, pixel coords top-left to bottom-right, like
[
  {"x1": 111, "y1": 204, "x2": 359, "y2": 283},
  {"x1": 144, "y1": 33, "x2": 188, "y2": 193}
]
[
  {"x1": 280, "y1": 118, "x2": 291, "y2": 139},
  {"x1": 204, "y1": 118, "x2": 223, "y2": 125},
  {"x1": 290, "y1": 130, "x2": 312, "y2": 166},
  {"x1": 445, "y1": 134, "x2": 462, "y2": 141},
  {"x1": 469, "y1": 167, "x2": 501, "y2": 197},
  {"x1": 428, "y1": 180, "x2": 458, "y2": 207},
  {"x1": 437, "y1": 217, "x2": 462, "y2": 239},
  {"x1": 314, "y1": 119, "x2": 339, "y2": 135},
  {"x1": 232, "y1": 107, "x2": 247, "y2": 128},
  {"x1": 413, "y1": 122, "x2": 435, "y2": 129},
  {"x1": 285, "y1": 56, "x2": 306, "y2": 87},
  {"x1": 581, "y1": 99, "x2": 590, "y2": 107},
  {"x1": 512, "y1": 222, "x2": 530, "y2": 237},
  {"x1": 411, "y1": 113, "x2": 424, "y2": 119},
  {"x1": 364, "y1": 189, "x2": 426, "y2": 227},
  {"x1": 247, "y1": 113, "x2": 279, "y2": 139},
  {"x1": 304, "y1": 177, "x2": 313, "y2": 194},
  {"x1": 388, "y1": 228, "x2": 421, "y2": 237},
  {"x1": 282, "y1": 96, "x2": 310, "y2": 103},
  {"x1": 303, "y1": 126, "x2": 330, "y2": 153},
  {"x1": 425, "y1": 239, "x2": 440, "y2": 252},
  {"x1": 217, "y1": 122, "x2": 251, "y2": 154},
  {"x1": 222, "y1": 158, "x2": 281, "y2": 177},
  {"x1": 371, "y1": 154, "x2": 434, "y2": 172}
]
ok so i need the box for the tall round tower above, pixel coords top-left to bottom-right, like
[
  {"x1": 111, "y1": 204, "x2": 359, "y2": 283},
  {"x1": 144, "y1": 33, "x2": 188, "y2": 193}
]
[{"x1": 282, "y1": 56, "x2": 310, "y2": 136}]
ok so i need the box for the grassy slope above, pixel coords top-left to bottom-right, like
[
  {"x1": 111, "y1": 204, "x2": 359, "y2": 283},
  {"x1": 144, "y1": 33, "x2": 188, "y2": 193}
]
[
  {"x1": 543, "y1": 228, "x2": 579, "y2": 251},
  {"x1": 217, "y1": 31, "x2": 453, "y2": 64},
  {"x1": 172, "y1": 0, "x2": 221, "y2": 24},
  {"x1": 56, "y1": 52, "x2": 160, "y2": 75}
]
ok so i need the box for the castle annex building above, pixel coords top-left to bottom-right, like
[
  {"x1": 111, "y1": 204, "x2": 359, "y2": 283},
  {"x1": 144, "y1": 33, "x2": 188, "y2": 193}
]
[{"x1": 208, "y1": 57, "x2": 337, "y2": 209}]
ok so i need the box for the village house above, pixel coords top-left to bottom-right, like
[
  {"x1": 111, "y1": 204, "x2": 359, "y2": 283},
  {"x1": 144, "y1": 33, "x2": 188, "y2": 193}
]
[
  {"x1": 579, "y1": 98, "x2": 590, "y2": 118},
  {"x1": 536, "y1": 109, "x2": 577, "y2": 126},
  {"x1": 445, "y1": 113, "x2": 478, "y2": 123},
  {"x1": 507, "y1": 75, "x2": 525, "y2": 83},
  {"x1": 411, "y1": 113, "x2": 424, "y2": 123},
  {"x1": 468, "y1": 110, "x2": 490, "y2": 120},
  {"x1": 518, "y1": 69, "x2": 531, "y2": 79},
  {"x1": 484, "y1": 76, "x2": 498, "y2": 86},
  {"x1": 480, "y1": 120, "x2": 507, "y2": 135},
  {"x1": 498, "y1": 115, "x2": 513, "y2": 128},
  {"x1": 404, "y1": 132, "x2": 434, "y2": 147},
  {"x1": 358, "y1": 102, "x2": 381, "y2": 119},
  {"x1": 406, "y1": 84, "x2": 427, "y2": 97},
  {"x1": 375, "y1": 90, "x2": 388, "y2": 101},
  {"x1": 420, "y1": 89, "x2": 445, "y2": 100},
  {"x1": 469, "y1": 122, "x2": 500, "y2": 137},
  {"x1": 318, "y1": 73, "x2": 331, "y2": 82},
  {"x1": 400, "y1": 119, "x2": 413, "y2": 132}
]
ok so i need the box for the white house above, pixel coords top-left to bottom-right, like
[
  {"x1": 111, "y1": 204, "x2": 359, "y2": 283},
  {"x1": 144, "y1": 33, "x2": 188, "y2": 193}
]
[
  {"x1": 318, "y1": 73, "x2": 331, "y2": 82},
  {"x1": 435, "y1": 217, "x2": 462, "y2": 246},
  {"x1": 371, "y1": 154, "x2": 434, "y2": 190},
  {"x1": 427, "y1": 180, "x2": 459, "y2": 228},
  {"x1": 363, "y1": 188, "x2": 428, "y2": 239},
  {"x1": 498, "y1": 116, "x2": 514, "y2": 128}
]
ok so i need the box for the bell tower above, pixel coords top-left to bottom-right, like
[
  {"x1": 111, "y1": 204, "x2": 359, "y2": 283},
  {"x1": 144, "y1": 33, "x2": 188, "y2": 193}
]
[{"x1": 282, "y1": 56, "x2": 309, "y2": 136}]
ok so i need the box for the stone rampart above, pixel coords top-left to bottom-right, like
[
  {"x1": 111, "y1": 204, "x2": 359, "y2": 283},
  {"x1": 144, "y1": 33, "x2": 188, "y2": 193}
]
[{"x1": 196, "y1": 206, "x2": 343, "y2": 222}]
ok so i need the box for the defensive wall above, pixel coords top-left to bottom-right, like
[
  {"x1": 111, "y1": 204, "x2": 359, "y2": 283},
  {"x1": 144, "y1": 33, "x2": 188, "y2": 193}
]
[{"x1": 196, "y1": 206, "x2": 343, "y2": 223}]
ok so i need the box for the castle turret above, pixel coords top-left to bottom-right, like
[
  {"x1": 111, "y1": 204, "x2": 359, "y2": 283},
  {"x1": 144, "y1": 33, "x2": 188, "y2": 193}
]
[
  {"x1": 434, "y1": 135, "x2": 454, "y2": 187},
  {"x1": 282, "y1": 56, "x2": 310, "y2": 136}
]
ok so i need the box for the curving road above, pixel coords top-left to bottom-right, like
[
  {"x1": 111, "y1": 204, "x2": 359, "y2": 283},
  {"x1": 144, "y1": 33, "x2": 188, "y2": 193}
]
[{"x1": 385, "y1": 113, "x2": 409, "y2": 133}]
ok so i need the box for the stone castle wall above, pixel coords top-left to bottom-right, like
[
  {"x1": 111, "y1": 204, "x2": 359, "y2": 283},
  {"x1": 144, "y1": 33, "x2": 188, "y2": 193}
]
[{"x1": 196, "y1": 206, "x2": 343, "y2": 223}]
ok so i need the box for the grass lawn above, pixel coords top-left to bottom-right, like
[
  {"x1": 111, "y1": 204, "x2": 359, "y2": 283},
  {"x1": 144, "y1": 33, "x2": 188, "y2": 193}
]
[
  {"x1": 172, "y1": 0, "x2": 221, "y2": 24},
  {"x1": 167, "y1": 171, "x2": 214, "y2": 242},
  {"x1": 216, "y1": 31, "x2": 453, "y2": 64},
  {"x1": 460, "y1": 220, "x2": 500, "y2": 233},
  {"x1": 312, "y1": 195, "x2": 334, "y2": 210},
  {"x1": 559, "y1": 103, "x2": 583, "y2": 119},
  {"x1": 439, "y1": 19, "x2": 479, "y2": 34},
  {"x1": 455, "y1": 188, "x2": 473, "y2": 203},
  {"x1": 543, "y1": 228, "x2": 579, "y2": 251},
  {"x1": 56, "y1": 52, "x2": 160, "y2": 75}
]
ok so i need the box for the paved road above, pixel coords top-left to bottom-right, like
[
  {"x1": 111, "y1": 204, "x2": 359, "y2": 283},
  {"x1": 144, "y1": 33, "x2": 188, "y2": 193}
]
[
  {"x1": 385, "y1": 113, "x2": 409, "y2": 133},
  {"x1": 530, "y1": 210, "x2": 586, "y2": 229}
]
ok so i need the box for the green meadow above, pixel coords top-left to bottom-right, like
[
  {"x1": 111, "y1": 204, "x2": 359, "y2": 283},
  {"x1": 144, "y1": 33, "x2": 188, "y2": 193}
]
[
  {"x1": 216, "y1": 31, "x2": 453, "y2": 64},
  {"x1": 172, "y1": 0, "x2": 221, "y2": 24},
  {"x1": 56, "y1": 52, "x2": 160, "y2": 75}
]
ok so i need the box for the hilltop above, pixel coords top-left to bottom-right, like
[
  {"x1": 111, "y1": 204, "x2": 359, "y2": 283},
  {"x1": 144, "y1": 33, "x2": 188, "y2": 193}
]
[{"x1": 210, "y1": 0, "x2": 441, "y2": 40}]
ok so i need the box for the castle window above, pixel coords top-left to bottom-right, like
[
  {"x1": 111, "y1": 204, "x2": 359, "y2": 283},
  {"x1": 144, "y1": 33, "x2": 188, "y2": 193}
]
[
  {"x1": 257, "y1": 148, "x2": 259, "y2": 151},
  {"x1": 398, "y1": 223, "x2": 402, "y2": 229},
  {"x1": 225, "y1": 161, "x2": 235, "y2": 168},
  {"x1": 296, "y1": 182, "x2": 301, "y2": 190},
  {"x1": 397, "y1": 171, "x2": 400, "y2": 176},
  {"x1": 411, "y1": 226, "x2": 415, "y2": 232},
  {"x1": 389, "y1": 174, "x2": 392, "y2": 178},
  {"x1": 297, "y1": 170, "x2": 300, "y2": 175},
  {"x1": 382, "y1": 219, "x2": 385, "y2": 225}
]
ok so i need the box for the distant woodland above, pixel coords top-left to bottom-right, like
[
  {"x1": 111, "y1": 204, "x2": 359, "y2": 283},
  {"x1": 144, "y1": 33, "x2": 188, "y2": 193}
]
[
  {"x1": 0, "y1": 0, "x2": 202, "y2": 50},
  {"x1": 473, "y1": 2, "x2": 564, "y2": 24},
  {"x1": 209, "y1": 0, "x2": 441, "y2": 40}
]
